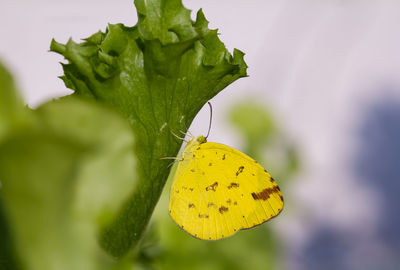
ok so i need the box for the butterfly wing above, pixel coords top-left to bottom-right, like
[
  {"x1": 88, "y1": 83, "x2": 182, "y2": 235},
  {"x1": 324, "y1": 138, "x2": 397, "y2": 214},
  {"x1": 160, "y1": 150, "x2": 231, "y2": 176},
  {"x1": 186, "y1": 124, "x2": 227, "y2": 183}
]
[{"x1": 169, "y1": 141, "x2": 284, "y2": 240}]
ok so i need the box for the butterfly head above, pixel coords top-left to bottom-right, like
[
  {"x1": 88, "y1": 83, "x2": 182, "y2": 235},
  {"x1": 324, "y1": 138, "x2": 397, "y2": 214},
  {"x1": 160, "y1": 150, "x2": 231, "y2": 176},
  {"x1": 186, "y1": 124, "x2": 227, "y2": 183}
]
[
  {"x1": 182, "y1": 135, "x2": 207, "y2": 158},
  {"x1": 196, "y1": 135, "x2": 207, "y2": 144}
]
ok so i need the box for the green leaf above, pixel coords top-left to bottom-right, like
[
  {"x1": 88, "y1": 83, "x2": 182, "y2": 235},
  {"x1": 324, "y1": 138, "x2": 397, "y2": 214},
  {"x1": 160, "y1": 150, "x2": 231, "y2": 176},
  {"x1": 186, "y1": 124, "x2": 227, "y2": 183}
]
[
  {"x1": 0, "y1": 61, "x2": 30, "y2": 270},
  {"x1": 0, "y1": 97, "x2": 137, "y2": 270},
  {"x1": 51, "y1": 0, "x2": 247, "y2": 257},
  {"x1": 0, "y1": 61, "x2": 31, "y2": 143}
]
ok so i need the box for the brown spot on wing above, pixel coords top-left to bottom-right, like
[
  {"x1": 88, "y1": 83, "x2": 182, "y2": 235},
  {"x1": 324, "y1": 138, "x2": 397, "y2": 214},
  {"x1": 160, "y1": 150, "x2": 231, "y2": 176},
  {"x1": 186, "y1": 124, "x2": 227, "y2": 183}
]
[
  {"x1": 219, "y1": 206, "x2": 228, "y2": 214},
  {"x1": 207, "y1": 202, "x2": 216, "y2": 208},
  {"x1": 222, "y1": 154, "x2": 226, "y2": 160},
  {"x1": 226, "y1": 199, "x2": 231, "y2": 205},
  {"x1": 205, "y1": 182, "x2": 218, "y2": 191},
  {"x1": 188, "y1": 203, "x2": 195, "y2": 209},
  {"x1": 227, "y1": 182, "x2": 240, "y2": 189},
  {"x1": 251, "y1": 187, "x2": 280, "y2": 200},
  {"x1": 198, "y1": 214, "x2": 209, "y2": 218},
  {"x1": 236, "y1": 166, "x2": 244, "y2": 176}
]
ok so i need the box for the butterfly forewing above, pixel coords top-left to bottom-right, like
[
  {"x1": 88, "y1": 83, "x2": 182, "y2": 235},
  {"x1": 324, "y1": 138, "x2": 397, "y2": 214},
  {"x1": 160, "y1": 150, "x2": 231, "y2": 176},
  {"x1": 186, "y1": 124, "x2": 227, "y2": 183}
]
[{"x1": 169, "y1": 141, "x2": 284, "y2": 240}]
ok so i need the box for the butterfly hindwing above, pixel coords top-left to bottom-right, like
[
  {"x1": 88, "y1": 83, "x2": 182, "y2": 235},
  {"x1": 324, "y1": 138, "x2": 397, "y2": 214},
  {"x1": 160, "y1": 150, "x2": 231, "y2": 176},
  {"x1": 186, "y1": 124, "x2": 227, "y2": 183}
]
[{"x1": 169, "y1": 140, "x2": 284, "y2": 240}]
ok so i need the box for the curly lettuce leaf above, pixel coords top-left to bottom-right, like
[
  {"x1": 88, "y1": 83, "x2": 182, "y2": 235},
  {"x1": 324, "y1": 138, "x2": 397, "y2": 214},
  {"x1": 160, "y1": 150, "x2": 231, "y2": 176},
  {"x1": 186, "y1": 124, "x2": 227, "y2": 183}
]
[{"x1": 51, "y1": 0, "x2": 247, "y2": 257}]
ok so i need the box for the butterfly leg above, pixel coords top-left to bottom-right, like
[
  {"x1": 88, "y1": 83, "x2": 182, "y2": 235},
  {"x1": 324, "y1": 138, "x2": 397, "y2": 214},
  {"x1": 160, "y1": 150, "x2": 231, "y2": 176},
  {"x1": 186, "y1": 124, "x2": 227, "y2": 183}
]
[
  {"x1": 170, "y1": 129, "x2": 190, "y2": 142},
  {"x1": 167, "y1": 159, "x2": 181, "y2": 168},
  {"x1": 159, "y1": 157, "x2": 182, "y2": 160},
  {"x1": 179, "y1": 130, "x2": 195, "y2": 140},
  {"x1": 159, "y1": 156, "x2": 183, "y2": 168}
]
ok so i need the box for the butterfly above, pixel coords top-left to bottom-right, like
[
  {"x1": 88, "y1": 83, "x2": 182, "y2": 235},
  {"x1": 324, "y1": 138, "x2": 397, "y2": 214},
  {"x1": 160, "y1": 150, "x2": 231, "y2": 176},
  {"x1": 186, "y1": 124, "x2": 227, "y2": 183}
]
[{"x1": 168, "y1": 127, "x2": 284, "y2": 240}]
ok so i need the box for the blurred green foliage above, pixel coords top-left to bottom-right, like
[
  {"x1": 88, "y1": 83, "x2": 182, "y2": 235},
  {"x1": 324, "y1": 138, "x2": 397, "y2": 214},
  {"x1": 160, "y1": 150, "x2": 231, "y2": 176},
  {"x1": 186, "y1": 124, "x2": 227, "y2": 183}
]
[
  {"x1": 0, "y1": 62, "x2": 31, "y2": 144},
  {"x1": 0, "y1": 62, "x2": 138, "y2": 270},
  {"x1": 229, "y1": 102, "x2": 276, "y2": 161},
  {"x1": 230, "y1": 101, "x2": 300, "y2": 181}
]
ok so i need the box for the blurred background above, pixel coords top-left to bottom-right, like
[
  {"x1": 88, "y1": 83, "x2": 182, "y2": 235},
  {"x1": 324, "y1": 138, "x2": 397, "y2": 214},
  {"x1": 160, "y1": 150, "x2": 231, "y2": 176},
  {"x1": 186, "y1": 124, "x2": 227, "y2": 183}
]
[{"x1": 1, "y1": 0, "x2": 400, "y2": 269}]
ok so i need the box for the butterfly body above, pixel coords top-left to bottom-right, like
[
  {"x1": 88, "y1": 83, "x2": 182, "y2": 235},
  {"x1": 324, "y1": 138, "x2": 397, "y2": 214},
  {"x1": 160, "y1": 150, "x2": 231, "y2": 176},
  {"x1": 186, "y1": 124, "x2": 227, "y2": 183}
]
[{"x1": 169, "y1": 136, "x2": 284, "y2": 240}]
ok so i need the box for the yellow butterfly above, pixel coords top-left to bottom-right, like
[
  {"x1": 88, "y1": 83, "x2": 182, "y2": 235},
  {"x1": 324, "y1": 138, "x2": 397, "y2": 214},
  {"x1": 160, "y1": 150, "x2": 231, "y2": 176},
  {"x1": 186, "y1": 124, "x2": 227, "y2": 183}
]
[{"x1": 169, "y1": 105, "x2": 284, "y2": 240}]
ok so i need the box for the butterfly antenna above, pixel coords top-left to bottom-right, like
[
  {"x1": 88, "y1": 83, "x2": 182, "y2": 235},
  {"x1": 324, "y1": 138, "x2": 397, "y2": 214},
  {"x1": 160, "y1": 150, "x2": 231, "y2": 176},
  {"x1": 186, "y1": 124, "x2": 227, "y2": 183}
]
[{"x1": 205, "y1": 102, "x2": 213, "y2": 139}]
